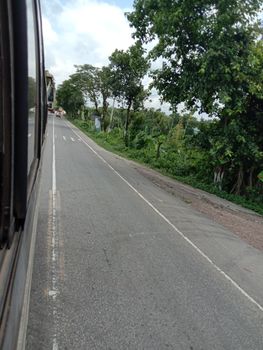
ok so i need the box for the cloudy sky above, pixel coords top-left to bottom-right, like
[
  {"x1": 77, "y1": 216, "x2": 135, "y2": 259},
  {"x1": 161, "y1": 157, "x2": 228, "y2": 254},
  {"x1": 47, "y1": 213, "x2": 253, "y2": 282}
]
[
  {"x1": 41, "y1": 0, "x2": 171, "y2": 112},
  {"x1": 42, "y1": 0, "x2": 133, "y2": 83}
]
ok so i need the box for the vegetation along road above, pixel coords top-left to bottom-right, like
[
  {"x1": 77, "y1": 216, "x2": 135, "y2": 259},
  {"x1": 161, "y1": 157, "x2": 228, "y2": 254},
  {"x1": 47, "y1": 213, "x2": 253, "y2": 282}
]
[{"x1": 26, "y1": 116, "x2": 263, "y2": 349}]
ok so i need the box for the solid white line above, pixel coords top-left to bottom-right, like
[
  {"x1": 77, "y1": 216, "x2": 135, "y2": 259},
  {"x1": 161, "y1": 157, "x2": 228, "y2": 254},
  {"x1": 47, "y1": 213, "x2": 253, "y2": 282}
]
[
  {"x1": 66, "y1": 120, "x2": 263, "y2": 313},
  {"x1": 52, "y1": 119, "x2": 56, "y2": 194},
  {"x1": 70, "y1": 137, "x2": 75, "y2": 142},
  {"x1": 63, "y1": 136, "x2": 66, "y2": 141}
]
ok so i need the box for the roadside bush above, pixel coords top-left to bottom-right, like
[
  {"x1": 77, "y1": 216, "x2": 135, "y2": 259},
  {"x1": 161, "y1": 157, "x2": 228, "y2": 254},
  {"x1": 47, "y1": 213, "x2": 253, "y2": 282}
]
[{"x1": 132, "y1": 131, "x2": 153, "y2": 150}]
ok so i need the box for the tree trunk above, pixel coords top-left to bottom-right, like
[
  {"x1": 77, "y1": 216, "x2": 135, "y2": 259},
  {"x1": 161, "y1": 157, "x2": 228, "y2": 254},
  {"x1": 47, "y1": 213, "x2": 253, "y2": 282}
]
[
  {"x1": 95, "y1": 103, "x2": 100, "y2": 116},
  {"x1": 109, "y1": 98, "x2": 115, "y2": 131},
  {"x1": 231, "y1": 164, "x2": 244, "y2": 195},
  {"x1": 102, "y1": 107, "x2": 106, "y2": 132},
  {"x1": 156, "y1": 142, "x2": 163, "y2": 159},
  {"x1": 124, "y1": 101, "x2": 132, "y2": 147},
  {"x1": 93, "y1": 95, "x2": 100, "y2": 117},
  {"x1": 248, "y1": 166, "x2": 254, "y2": 188},
  {"x1": 102, "y1": 94, "x2": 108, "y2": 132},
  {"x1": 213, "y1": 166, "x2": 224, "y2": 190}
]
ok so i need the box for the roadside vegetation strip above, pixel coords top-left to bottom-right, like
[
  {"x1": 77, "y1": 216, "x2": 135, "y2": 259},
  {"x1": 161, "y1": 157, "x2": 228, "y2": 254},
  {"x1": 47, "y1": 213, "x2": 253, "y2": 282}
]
[{"x1": 71, "y1": 118, "x2": 263, "y2": 217}]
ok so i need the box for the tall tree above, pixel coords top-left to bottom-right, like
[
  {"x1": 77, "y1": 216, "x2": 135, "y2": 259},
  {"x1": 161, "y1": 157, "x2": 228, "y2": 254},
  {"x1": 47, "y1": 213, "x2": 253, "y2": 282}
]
[
  {"x1": 128, "y1": 0, "x2": 263, "y2": 193},
  {"x1": 128, "y1": 0, "x2": 261, "y2": 116},
  {"x1": 98, "y1": 66, "x2": 112, "y2": 131},
  {"x1": 109, "y1": 43, "x2": 150, "y2": 145},
  {"x1": 71, "y1": 64, "x2": 112, "y2": 131},
  {"x1": 56, "y1": 79, "x2": 84, "y2": 116},
  {"x1": 71, "y1": 64, "x2": 101, "y2": 115}
]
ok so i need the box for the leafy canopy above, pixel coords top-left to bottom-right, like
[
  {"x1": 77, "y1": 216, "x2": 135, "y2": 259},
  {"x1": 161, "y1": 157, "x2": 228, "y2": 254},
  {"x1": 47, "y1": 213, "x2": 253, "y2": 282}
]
[
  {"x1": 56, "y1": 79, "x2": 84, "y2": 115},
  {"x1": 109, "y1": 43, "x2": 150, "y2": 110},
  {"x1": 128, "y1": 0, "x2": 262, "y2": 115}
]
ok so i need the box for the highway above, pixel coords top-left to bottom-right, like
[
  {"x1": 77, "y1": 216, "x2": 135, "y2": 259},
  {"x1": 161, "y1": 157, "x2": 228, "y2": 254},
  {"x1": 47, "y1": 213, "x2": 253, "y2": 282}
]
[{"x1": 26, "y1": 116, "x2": 263, "y2": 349}]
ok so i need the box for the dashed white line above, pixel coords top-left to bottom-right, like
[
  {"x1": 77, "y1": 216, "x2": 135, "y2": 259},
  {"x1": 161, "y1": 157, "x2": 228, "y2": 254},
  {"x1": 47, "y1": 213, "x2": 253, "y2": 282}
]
[
  {"x1": 63, "y1": 136, "x2": 66, "y2": 141},
  {"x1": 70, "y1": 137, "x2": 75, "y2": 142},
  {"x1": 28, "y1": 133, "x2": 32, "y2": 138},
  {"x1": 66, "y1": 120, "x2": 263, "y2": 313}
]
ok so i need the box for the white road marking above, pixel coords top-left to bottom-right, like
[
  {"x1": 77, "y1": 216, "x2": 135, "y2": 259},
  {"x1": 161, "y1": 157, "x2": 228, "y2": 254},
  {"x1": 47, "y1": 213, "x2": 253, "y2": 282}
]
[
  {"x1": 48, "y1": 290, "x2": 58, "y2": 297},
  {"x1": 78, "y1": 138, "x2": 82, "y2": 141},
  {"x1": 129, "y1": 231, "x2": 151, "y2": 238},
  {"x1": 28, "y1": 133, "x2": 32, "y2": 138},
  {"x1": 52, "y1": 117, "x2": 59, "y2": 350},
  {"x1": 67, "y1": 120, "x2": 263, "y2": 313},
  {"x1": 63, "y1": 136, "x2": 66, "y2": 141},
  {"x1": 70, "y1": 137, "x2": 75, "y2": 142}
]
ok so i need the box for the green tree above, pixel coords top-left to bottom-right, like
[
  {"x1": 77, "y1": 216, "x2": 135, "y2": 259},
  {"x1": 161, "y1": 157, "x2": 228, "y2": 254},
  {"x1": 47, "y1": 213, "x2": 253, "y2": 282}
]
[
  {"x1": 109, "y1": 43, "x2": 150, "y2": 146},
  {"x1": 56, "y1": 78, "x2": 84, "y2": 116},
  {"x1": 71, "y1": 64, "x2": 101, "y2": 115},
  {"x1": 128, "y1": 0, "x2": 263, "y2": 193},
  {"x1": 128, "y1": 0, "x2": 261, "y2": 116},
  {"x1": 71, "y1": 64, "x2": 112, "y2": 131},
  {"x1": 98, "y1": 66, "x2": 112, "y2": 131}
]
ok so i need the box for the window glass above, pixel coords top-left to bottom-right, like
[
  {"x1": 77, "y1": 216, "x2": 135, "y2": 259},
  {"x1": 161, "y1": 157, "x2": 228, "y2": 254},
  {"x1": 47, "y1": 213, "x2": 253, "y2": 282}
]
[{"x1": 26, "y1": 0, "x2": 37, "y2": 174}]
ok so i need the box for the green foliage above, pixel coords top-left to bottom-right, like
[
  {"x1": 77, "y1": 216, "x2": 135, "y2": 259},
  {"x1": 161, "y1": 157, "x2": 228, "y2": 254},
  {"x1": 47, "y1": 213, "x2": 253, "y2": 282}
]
[
  {"x1": 128, "y1": 0, "x2": 263, "y2": 195},
  {"x1": 56, "y1": 79, "x2": 84, "y2": 116},
  {"x1": 109, "y1": 43, "x2": 150, "y2": 145},
  {"x1": 70, "y1": 64, "x2": 112, "y2": 131},
  {"x1": 71, "y1": 64, "x2": 100, "y2": 112},
  {"x1": 109, "y1": 43, "x2": 149, "y2": 107},
  {"x1": 128, "y1": 0, "x2": 262, "y2": 115},
  {"x1": 132, "y1": 131, "x2": 153, "y2": 149}
]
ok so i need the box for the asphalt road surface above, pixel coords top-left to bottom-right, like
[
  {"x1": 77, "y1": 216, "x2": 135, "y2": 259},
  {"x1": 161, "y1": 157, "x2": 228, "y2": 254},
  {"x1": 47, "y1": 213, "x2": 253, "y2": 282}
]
[{"x1": 26, "y1": 116, "x2": 263, "y2": 350}]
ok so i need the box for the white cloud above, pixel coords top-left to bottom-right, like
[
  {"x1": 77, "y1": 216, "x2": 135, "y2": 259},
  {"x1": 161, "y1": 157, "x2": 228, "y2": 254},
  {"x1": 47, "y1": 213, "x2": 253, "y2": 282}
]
[
  {"x1": 42, "y1": 17, "x2": 58, "y2": 44},
  {"x1": 145, "y1": 91, "x2": 171, "y2": 114},
  {"x1": 42, "y1": 0, "x2": 134, "y2": 84}
]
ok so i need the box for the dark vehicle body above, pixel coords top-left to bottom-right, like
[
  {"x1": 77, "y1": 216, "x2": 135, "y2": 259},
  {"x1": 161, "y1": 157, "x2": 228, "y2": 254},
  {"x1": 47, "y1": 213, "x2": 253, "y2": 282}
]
[{"x1": 0, "y1": 0, "x2": 48, "y2": 348}]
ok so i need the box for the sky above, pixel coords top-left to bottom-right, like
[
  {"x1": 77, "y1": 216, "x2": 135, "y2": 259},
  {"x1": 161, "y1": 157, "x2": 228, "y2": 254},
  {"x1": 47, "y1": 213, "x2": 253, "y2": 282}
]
[{"x1": 41, "y1": 0, "x2": 171, "y2": 113}]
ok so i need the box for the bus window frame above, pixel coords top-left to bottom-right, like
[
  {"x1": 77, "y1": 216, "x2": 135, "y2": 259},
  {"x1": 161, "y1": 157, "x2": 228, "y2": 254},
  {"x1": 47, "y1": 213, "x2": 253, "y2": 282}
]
[
  {"x1": 0, "y1": 0, "x2": 44, "y2": 245},
  {"x1": 35, "y1": 0, "x2": 47, "y2": 156},
  {"x1": 0, "y1": 0, "x2": 15, "y2": 247},
  {"x1": 26, "y1": 0, "x2": 41, "y2": 199},
  {"x1": 11, "y1": 0, "x2": 28, "y2": 229}
]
